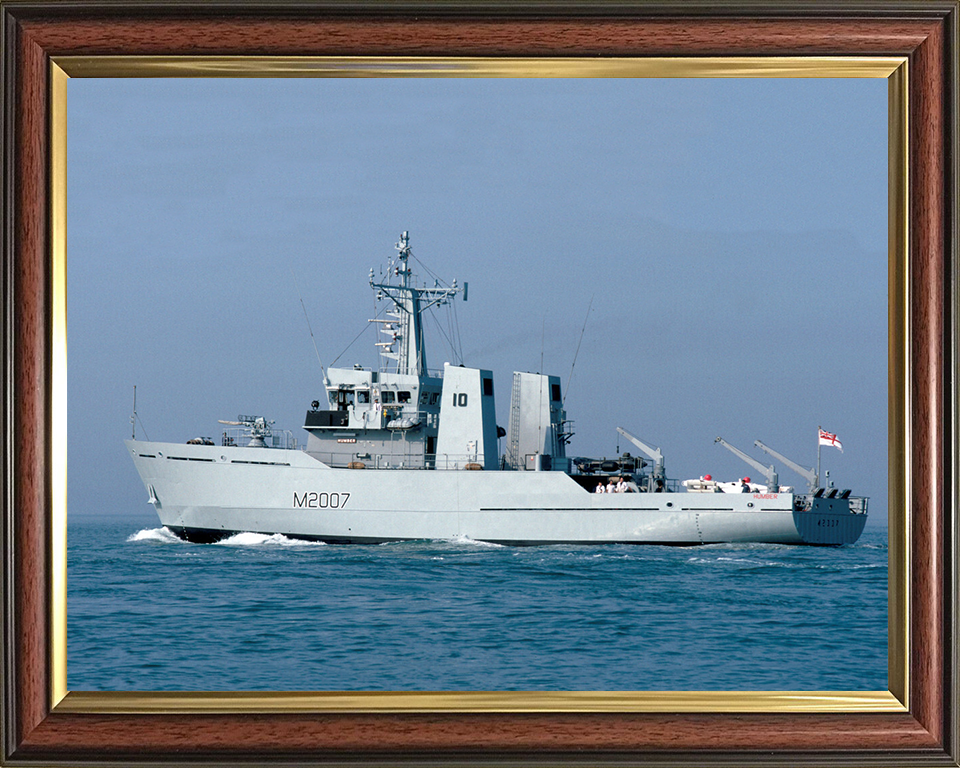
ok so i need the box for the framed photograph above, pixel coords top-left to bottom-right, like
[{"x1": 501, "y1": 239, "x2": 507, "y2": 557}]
[
  {"x1": 2, "y1": 3, "x2": 957, "y2": 765},
  {"x1": 65, "y1": 64, "x2": 894, "y2": 697}
]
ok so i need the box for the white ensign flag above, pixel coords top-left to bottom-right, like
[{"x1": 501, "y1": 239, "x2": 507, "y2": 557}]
[{"x1": 818, "y1": 428, "x2": 843, "y2": 452}]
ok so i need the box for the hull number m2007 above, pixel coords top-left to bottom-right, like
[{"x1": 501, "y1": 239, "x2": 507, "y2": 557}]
[{"x1": 293, "y1": 492, "x2": 350, "y2": 509}]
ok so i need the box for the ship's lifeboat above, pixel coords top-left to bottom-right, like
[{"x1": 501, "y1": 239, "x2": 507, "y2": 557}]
[
  {"x1": 386, "y1": 417, "x2": 421, "y2": 431},
  {"x1": 682, "y1": 475, "x2": 720, "y2": 493}
]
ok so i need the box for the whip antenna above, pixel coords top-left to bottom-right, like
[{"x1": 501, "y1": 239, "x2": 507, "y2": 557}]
[
  {"x1": 538, "y1": 316, "x2": 545, "y2": 451},
  {"x1": 292, "y1": 269, "x2": 329, "y2": 387},
  {"x1": 564, "y1": 294, "x2": 593, "y2": 406}
]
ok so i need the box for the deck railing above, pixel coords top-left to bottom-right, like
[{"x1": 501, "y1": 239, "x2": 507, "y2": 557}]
[
  {"x1": 305, "y1": 452, "x2": 497, "y2": 470},
  {"x1": 793, "y1": 492, "x2": 869, "y2": 515},
  {"x1": 220, "y1": 428, "x2": 299, "y2": 450}
]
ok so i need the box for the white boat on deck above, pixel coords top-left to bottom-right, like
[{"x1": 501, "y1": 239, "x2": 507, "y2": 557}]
[{"x1": 126, "y1": 232, "x2": 868, "y2": 546}]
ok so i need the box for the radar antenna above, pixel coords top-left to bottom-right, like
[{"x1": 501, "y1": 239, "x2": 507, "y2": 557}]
[{"x1": 368, "y1": 232, "x2": 464, "y2": 376}]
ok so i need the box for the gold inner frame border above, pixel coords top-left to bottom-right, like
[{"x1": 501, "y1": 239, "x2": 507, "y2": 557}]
[{"x1": 49, "y1": 55, "x2": 909, "y2": 715}]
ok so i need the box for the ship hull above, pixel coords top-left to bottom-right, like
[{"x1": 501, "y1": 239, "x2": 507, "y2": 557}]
[{"x1": 126, "y1": 440, "x2": 868, "y2": 546}]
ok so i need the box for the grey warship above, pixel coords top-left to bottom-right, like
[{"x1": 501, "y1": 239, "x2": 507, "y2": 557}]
[{"x1": 126, "y1": 232, "x2": 868, "y2": 546}]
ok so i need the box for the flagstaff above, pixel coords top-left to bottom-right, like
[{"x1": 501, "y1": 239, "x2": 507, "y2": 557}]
[{"x1": 817, "y1": 426, "x2": 843, "y2": 488}]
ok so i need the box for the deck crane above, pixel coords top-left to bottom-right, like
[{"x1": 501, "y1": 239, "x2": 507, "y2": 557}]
[
  {"x1": 617, "y1": 427, "x2": 665, "y2": 490},
  {"x1": 714, "y1": 436, "x2": 779, "y2": 492},
  {"x1": 754, "y1": 440, "x2": 817, "y2": 492}
]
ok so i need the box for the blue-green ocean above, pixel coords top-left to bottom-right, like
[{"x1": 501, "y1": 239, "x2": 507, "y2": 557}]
[{"x1": 67, "y1": 511, "x2": 887, "y2": 692}]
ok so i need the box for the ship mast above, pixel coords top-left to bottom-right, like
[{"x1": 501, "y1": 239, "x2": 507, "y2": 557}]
[{"x1": 369, "y1": 231, "x2": 464, "y2": 377}]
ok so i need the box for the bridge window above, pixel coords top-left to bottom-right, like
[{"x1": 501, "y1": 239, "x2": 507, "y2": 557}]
[
  {"x1": 381, "y1": 391, "x2": 395, "y2": 404},
  {"x1": 483, "y1": 378, "x2": 493, "y2": 396},
  {"x1": 398, "y1": 391, "x2": 411, "y2": 404}
]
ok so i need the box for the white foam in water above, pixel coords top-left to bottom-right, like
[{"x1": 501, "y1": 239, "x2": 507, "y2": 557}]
[
  {"x1": 447, "y1": 534, "x2": 504, "y2": 548},
  {"x1": 689, "y1": 554, "x2": 820, "y2": 570},
  {"x1": 217, "y1": 531, "x2": 326, "y2": 547},
  {"x1": 126, "y1": 527, "x2": 182, "y2": 544}
]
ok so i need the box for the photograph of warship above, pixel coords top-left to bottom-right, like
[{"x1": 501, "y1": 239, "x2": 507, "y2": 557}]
[{"x1": 126, "y1": 232, "x2": 868, "y2": 546}]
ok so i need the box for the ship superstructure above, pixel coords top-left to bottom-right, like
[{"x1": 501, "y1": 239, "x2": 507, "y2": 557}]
[{"x1": 126, "y1": 232, "x2": 868, "y2": 546}]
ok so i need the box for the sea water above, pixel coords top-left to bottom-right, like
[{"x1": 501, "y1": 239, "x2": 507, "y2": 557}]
[{"x1": 67, "y1": 511, "x2": 887, "y2": 692}]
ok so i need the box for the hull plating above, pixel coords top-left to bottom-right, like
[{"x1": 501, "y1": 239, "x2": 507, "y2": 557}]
[{"x1": 127, "y1": 440, "x2": 866, "y2": 546}]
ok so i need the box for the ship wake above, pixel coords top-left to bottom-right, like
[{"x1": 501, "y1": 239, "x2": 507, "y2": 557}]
[
  {"x1": 216, "y1": 531, "x2": 328, "y2": 547},
  {"x1": 127, "y1": 527, "x2": 183, "y2": 544}
]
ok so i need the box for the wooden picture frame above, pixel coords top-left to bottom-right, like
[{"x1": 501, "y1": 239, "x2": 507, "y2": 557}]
[{"x1": 2, "y1": 3, "x2": 957, "y2": 765}]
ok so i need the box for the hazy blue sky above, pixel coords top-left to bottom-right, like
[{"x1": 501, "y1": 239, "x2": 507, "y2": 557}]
[{"x1": 67, "y1": 76, "x2": 888, "y2": 526}]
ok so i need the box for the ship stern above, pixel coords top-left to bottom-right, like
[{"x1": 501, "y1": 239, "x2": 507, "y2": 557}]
[{"x1": 792, "y1": 494, "x2": 868, "y2": 545}]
